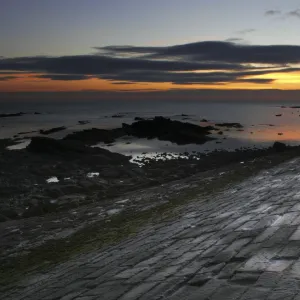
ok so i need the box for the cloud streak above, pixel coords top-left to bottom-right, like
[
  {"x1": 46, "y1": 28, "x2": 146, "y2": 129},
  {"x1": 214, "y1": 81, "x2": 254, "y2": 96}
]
[
  {"x1": 37, "y1": 74, "x2": 90, "y2": 81},
  {"x1": 265, "y1": 10, "x2": 281, "y2": 16},
  {"x1": 97, "y1": 41, "x2": 300, "y2": 64},
  {"x1": 236, "y1": 29, "x2": 256, "y2": 35},
  {"x1": 2, "y1": 40, "x2": 300, "y2": 86},
  {"x1": 265, "y1": 8, "x2": 300, "y2": 19},
  {"x1": 0, "y1": 76, "x2": 19, "y2": 81},
  {"x1": 288, "y1": 9, "x2": 300, "y2": 18}
]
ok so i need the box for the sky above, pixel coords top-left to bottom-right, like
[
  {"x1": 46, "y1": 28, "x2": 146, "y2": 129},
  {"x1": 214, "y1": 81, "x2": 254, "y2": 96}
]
[{"x1": 1, "y1": 0, "x2": 300, "y2": 97}]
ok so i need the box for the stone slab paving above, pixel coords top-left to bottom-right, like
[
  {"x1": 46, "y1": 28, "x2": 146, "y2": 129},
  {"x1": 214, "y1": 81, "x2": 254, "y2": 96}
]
[{"x1": 5, "y1": 158, "x2": 300, "y2": 299}]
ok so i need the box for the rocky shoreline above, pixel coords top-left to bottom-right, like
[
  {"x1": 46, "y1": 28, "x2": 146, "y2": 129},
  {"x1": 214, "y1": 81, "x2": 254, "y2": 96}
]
[
  {"x1": 0, "y1": 127, "x2": 296, "y2": 223},
  {"x1": 1, "y1": 142, "x2": 300, "y2": 287},
  {"x1": 1, "y1": 114, "x2": 300, "y2": 286}
]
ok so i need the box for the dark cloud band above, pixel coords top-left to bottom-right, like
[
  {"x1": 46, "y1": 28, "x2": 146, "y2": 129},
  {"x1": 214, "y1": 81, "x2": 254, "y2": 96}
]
[{"x1": 1, "y1": 40, "x2": 300, "y2": 85}]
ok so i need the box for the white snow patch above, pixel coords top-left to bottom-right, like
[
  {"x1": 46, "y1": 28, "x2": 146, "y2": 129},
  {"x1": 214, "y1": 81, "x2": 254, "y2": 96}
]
[
  {"x1": 7, "y1": 140, "x2": 30, "y2": 150},
  {"x1": 46, "y1": 177, "x2": 59, "y2": 183},
  {"x1": 87, "y1": 172, "x2": 99, "y2": 178},
  {"x1": 116, "y1": 199, "x2": 129, "y2": 204},
  {"x1": 107, "y1": 208, "x2": 122, "y2": 216}
]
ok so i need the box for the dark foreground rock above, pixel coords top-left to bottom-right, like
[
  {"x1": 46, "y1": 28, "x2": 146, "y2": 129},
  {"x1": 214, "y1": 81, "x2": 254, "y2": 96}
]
[
  {"x1": 215, "y1": 122, "x2": 243, "y2": 128},
  {"x1": 0, "y1": 112, "x2": 25, "y2": 118},
  {"x1": 78, "y1": 120, "x2": 90, "y2": 125},
  {"x1": 272, "y1": 141, "x2": 288, "y2": 152},
  {"x1": 28, "y1": 136, "x2": 129, "y2": 163},
  {"x1": 64, "y1": 128, "x2": 124, "y2": 144},
  {"x1": 18, "y1": 130, "x2": 38, "y2": 135},
  {"x1": 39, "y1": 126, "x2": 66, "y2": 135},
  {"x1": 122, "y1": 116, "x2": 216, "y2": 145},
  {"x1": 111, "y1": 114, "x2": 125, "y2": 118},
  {"x1": 0, "y1": 135, "x2": 300, "y2": 222},
  {"x1": 64, "y1": 117, "x2": 216, "y2": 145},
  {"x1": 0, "y1": 137, "x2": 144, "y2": 220}
]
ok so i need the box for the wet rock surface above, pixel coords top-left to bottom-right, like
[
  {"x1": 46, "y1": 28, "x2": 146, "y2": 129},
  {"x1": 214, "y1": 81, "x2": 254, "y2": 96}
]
[
  {"x1": 78, "y1": 120, "x2": 90, "y2": 125},
  {"x1": 64, "y1": 116, "x2": 216, "y2": 145},
  {"x1": 215, "y1": 122, "x2": 243, "y2": 128},
  {"x1": 122, "y1": 116, "x2": 216, "y2": 145},
  {"x1": 39, "y1": 126, "x2": 67, "y2": 135},
  {"x1": 64, "y1": 127, "x2": 124, "y2": 144},
  {"x1": 0, "y1": 112, "x2": 25, "y2": 118},
  {"x1": 0, "y1": 137, "x2": 142, "y2": 220},
  {"x1": 0, "y1": 112, "x2": 42, "y2": 118},
  {"x1": 0, "y1": 136, "x2": 299, "y2": 223},
  {"x1": 4, "y1": 156, "x2": 300, "y2": 299},
  {"x1": 272, "y1": 141, "x2": 287, "y2": 152}
]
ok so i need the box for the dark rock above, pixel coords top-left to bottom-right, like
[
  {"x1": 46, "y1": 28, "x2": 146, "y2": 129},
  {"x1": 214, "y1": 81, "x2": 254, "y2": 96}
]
[
  {"x1": 78, "y1": 180, "x2": 104, "y2": 192},
  {"x1": 59, "y1": 185, "x2": 85, "y2": 194},
  {"x1": 39, "y1": 126, "x2": 66, "y2": 135},
  {"x1": 101, "y1": 169, "x2": 122, "y2": 178},
  {"x1": 134, "y1": 117, "x2": 145, "y2": 121},
  {"x1": 18, "y1": 130, "x2": 38, "y2": 135},
  {"x1": 0, "y1": 112, "x2": 25, "y2": 118},
  {"x1": 78, "y1": 120, "x2": 90, "y2": 125},
  {"x1": 1, "y1": 208, "x2": 19, "y2": 219},
  {"x1": 111, "y1": 114, "x2": 124, "y2": 118},
  {"x1": 215, "y1": 123, "x2": 243, "y2": 128},
  {"x1": 65, "y1": 117, "x2": 216, "y2": 146},
  {"x1": 64, "y1": 128, "x2": 124, "y2": 144},
  {"x1": 22, "y1": 201, "x2": 58, "y2": 218},
  {"x1": 27, "y1": 137, "x2": 130, "y2": 164},
  {"x1": 22, "y1": 205, "x2": 44, "y2": 218},
  {"x1": 56, "y1": 195, "x2": 86, "y2": 208},
  {"x1": 44, "y1": 186, "x2": 65, "y2": 197},
  {"x1": 34, "y1": 112, "x2": 41, "y2": 115},
  {"x1": 218, "y1": 131, "x2": 223, "y2": 135},
  {"x1": 122, "y1": 116, "x2": 215, "y2": 145},
  {"x1": 0, "y1": 214, "x2": 9, "y2": 222},
  {"x1": 28, "y1": 137, "x2": 89, "y2": 154},
  {"x1": 275, "y1": 114, "x2": 282, "y2": 117},
  {"x1": 272, "y1": 141, "x2": 287, "y2": 152}
]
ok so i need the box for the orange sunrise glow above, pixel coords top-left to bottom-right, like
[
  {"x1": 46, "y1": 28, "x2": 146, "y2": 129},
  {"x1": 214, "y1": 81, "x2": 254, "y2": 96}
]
[{"x1": 1, "y1": 71, "x2": 300, "y2": 92}]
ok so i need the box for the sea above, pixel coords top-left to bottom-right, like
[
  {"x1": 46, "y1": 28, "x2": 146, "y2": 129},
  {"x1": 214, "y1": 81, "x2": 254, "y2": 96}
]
[{"x1": 2, "y1": 99, "x2": 300, "y2": 160}]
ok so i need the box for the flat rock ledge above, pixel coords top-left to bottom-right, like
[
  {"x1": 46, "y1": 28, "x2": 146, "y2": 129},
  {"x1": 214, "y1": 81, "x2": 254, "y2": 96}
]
[{"x1": 4, "y1": 158, "x2": 300, "y2": 299}]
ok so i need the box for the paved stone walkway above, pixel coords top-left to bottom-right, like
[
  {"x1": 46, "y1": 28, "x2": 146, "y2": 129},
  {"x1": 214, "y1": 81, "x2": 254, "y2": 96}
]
[{"x1": 5, "y1": 158, "x2": 300, "y2": 299}]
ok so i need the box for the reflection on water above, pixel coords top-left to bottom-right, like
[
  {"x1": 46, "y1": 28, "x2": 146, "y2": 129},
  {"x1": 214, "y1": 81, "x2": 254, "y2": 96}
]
[
  {"x1": 230, "y1": 124, "x2": 300, "y2": 145},
  {"x1": 7, "y1": 140, "x2": 30, "y2": 150},
  {"x1": 93, "y1": 135, "x2": 263, "y2": 165}
]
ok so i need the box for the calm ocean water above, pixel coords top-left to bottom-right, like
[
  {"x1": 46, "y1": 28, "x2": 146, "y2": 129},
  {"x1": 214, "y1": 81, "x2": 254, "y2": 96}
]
[{"x1": 2, "y1": 99, "x2": 300, "y2": 156}]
